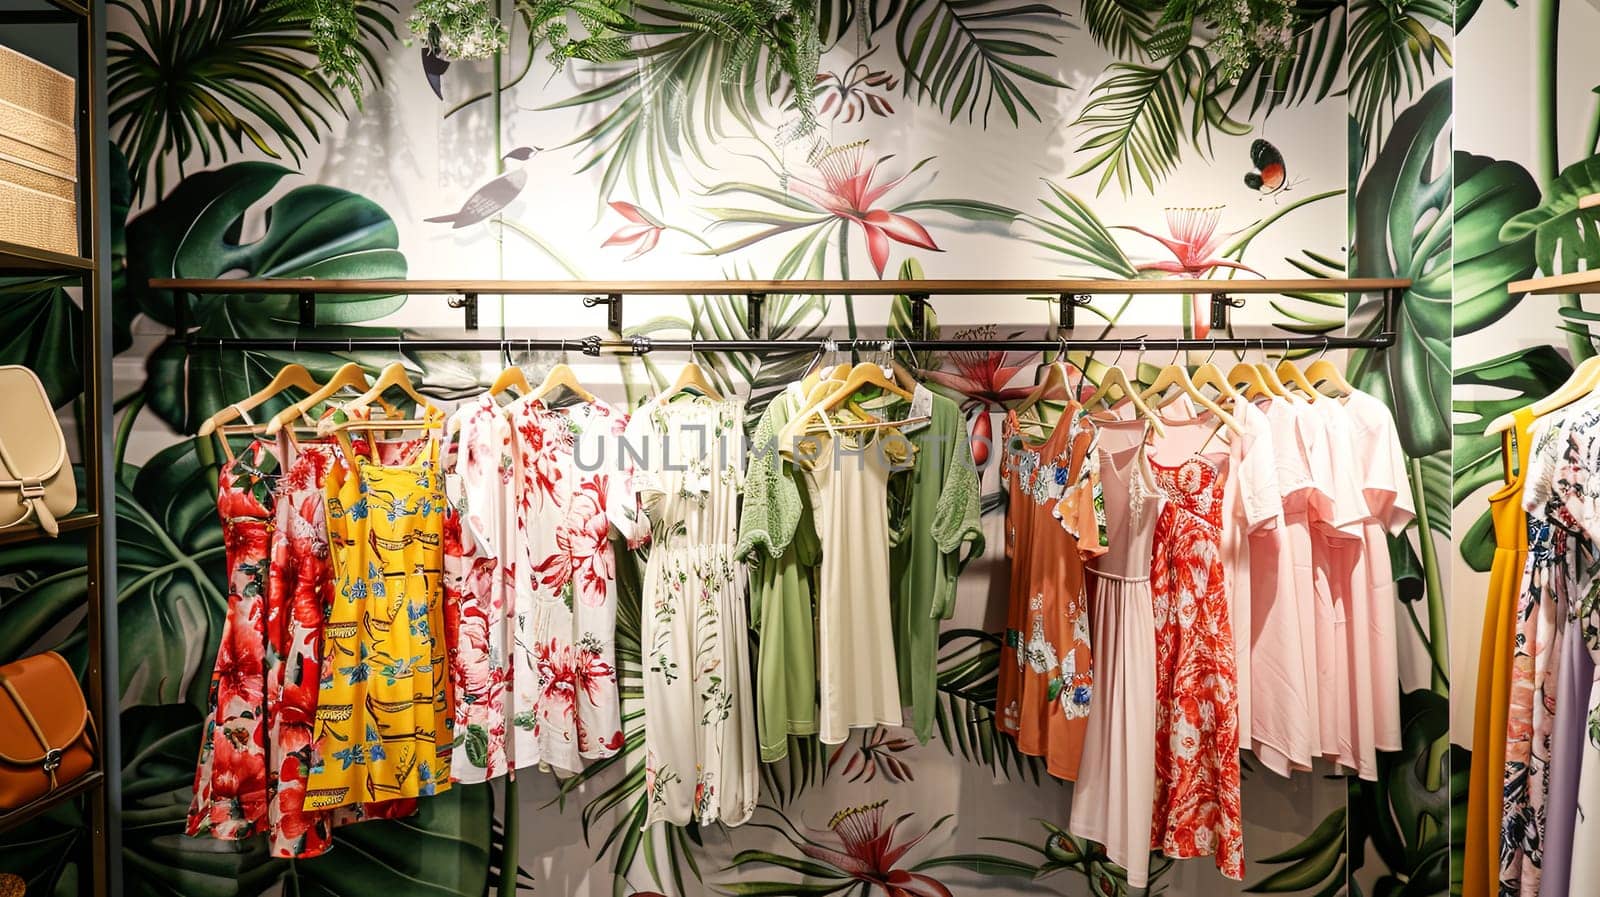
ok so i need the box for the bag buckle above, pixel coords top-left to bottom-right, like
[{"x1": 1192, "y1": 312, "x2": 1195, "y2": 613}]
[
  {"x1": 18, "y1": 479, "x2": 46, "y2": 500},
  {"x1": 42, "y1": 748, "x2": 62, "y2": 773}
]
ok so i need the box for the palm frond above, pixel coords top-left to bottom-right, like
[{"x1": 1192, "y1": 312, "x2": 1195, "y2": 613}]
[
  {"x1": 893, "y1": 0, "x2": 1071, "y2": 126},
  {"x1": 1020, "y1": 180, "x2": 1140, "y2": 276},
  {"x1": 1071, "y1": 44, "x2": 1248, "y2": 195},
  {"x1": 1080, "y1": 0, "x2": 1164, "y2": 59},
  {"x1": 1348, "y1": 0, "x2": 1452, "y2": 153},
  {"x1": 934, "y1": 628, "x2": 1050, "y2": 782},
  {"x1": 543, "y1": 6, "x2": 779, "y2": 207},
  {"x1": 1225, "y1": 0, "x2": 1346, "y2": 119},
  {"x1": 108, "y1": 0, "x2": 395, "y2": 203}
]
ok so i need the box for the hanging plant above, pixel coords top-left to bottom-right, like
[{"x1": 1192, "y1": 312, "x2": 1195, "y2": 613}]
[
  {"x1": 1154, "y1": 0, "x2": 1295, "y2": 82},
  {"x1": 407, "y1": 0, "x2": 511, "y2": 60},
  {"x1": 519, "y1": 0, "x2": 635, "y2": 69},
  {"x1": 271, "y1": 0, "x2": 371, "y2": 103},
  {"x1": 677, "y1": 0, "x2": 822, "y2": 142}
]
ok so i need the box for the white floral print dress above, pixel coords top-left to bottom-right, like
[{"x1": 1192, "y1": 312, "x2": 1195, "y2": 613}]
[
  {"x1": 626, "y1": 396, "x2": 758, "y2": 828},
  {"x1": 507, "y1": 396, "x2": 642, "y2": 773}
]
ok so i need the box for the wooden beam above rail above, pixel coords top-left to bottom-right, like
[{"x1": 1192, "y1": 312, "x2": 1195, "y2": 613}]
[{"x1": 148, "y1": 277, "x2": 1411, "y2": 295}]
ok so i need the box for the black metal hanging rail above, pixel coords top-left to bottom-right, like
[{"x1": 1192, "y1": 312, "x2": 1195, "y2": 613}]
[{"x1": 153, "y1": 277, "x2": 1407, "y2": 348}]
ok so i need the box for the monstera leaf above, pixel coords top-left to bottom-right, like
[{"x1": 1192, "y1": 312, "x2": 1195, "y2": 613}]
[
  {"x1": 1452, "y1": 346, "x2": 1573, "y2": 570},
  {"x1": 1502, "y1": 153, "x2": 1600, "y2": 276},
  {"x1": 0, "y1": 277, "x2": 84, "y2": 407},
  {"x1": 0, "y1": 441, "x2": 225, "y2": 709},
  {"x1": 1351, "y1": 79, "x2": 1452, "y2": 458},
  {"x1": 125, "y1": 162, "x2": 408, "y2": 432},
  {"x1": 1453, "y1": 152, "x2": 1540, "y2": 334},
  {"x1": 1348, "y1": 689, "x2": 1454, "y2": 895}
]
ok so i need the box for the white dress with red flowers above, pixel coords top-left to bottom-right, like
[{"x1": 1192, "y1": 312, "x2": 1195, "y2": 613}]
[
  {"x1": 507, "y1": 397, "x2": 640, "y2": 773},
  {"x1": 627, "y1": 397, "x2": 758, "y2": 828},
  {"x1": 443, "y1": 395, "x2": 517, "y2": 783}
]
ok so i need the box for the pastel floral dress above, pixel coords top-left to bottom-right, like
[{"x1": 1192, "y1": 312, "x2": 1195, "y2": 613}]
[
  {"x1": 1149, "y1": 448, "x2": 1243, "y2": 880},
  {"x1": 507, "y1": 397, "x2": 641, "y2": 773},
  {"x1": 189, "y1": 436, "x2": 416, "y2": 858},
  {"x1": 442, "y1": 395, "x2": 516, "y2": 783},
  {"x1": 995, "y1": 406, "x2": 1105, "y2": 782},
  {"x1": 1502, "y1": 415, "x2": 1580, "y2": 897},
  {"x1": 305, "y1": 434, "x2": 453, "y2": 809},
  {"x1": 627, "y1": 397, "x2": 757, "y2": 828}
]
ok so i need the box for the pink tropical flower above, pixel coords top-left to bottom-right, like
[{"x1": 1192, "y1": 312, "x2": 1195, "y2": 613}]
[
  {"x1": 799, "y1": 801, "x2": 953, "y2": 897},
  {"x1": 1117, "y1": 207, "x2": 1262, "y2": 337},
  {"x1": 789, "y1": 141, "x2": 941, "y2": 276},
  {"x1": 602, "y1": 201, "x2": 665, "y2": 260},
  {"x1": 920, "y1": 324, "x2": 1039, "y2": 408}
]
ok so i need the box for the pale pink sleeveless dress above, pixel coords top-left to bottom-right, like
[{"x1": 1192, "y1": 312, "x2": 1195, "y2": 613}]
[{"x1": 1069, "y1": 426, "x2": 1163, "y2": 888}]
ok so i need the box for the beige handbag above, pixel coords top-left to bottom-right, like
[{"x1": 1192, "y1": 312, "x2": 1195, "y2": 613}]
[{"x1": 0, "y1": 366, "x2": 74, "y2": 535}]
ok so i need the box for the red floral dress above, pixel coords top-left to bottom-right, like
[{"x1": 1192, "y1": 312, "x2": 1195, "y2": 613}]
[
  {"x1": 187, "y1": 436, "x2": 418, "y2": 859},
  {"x1": 1149, "y1": 452, "x2": 1243, "y2": 879},
  {"x1": 506, "y1": 398, "x2": 641, "y2": 773}
]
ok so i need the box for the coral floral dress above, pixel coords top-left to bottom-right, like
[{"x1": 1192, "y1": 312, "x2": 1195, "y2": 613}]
[
  {"x1": 188, "y1": 435, "x2": 416, "y2": 859},
  {"x1": 1148, "y1": 439, "x2": 1243, "y2": 880}
]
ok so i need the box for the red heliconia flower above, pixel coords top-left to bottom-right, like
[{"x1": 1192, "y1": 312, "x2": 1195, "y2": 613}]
[
  {"x1": 602, "y1": 201, "x2": 665, "y2": 260},
  {"x1": 1117, "y1": 206, "x2": 1263, "y2": 336},
  {"x1": 919, "y1": 325, "x2": 1037, "y2": 409},
  {"x1": 799, "y1": 801, "x2": 953, "y2": 897},
  {"x1": 789, "y1": 141, "x2": 941, "y2": 276}
]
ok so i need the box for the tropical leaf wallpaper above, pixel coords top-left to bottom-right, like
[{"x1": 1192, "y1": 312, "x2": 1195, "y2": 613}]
[{"x1": 0, "y1": 0, "x2": 1458, "y2": 894}]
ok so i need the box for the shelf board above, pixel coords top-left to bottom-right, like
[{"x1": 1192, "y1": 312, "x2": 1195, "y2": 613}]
[
  {"x1": 149, "y1": 276, "x2": 1412, "y2": 296},
  {"x1": 0, "y1": 512, "x2": 100, "y2": 547},
  {"x1": 0, "y1": 240, "x2": 93, "y2": 275},
  {"x1": 1508, "y1": 270, "x2": 1600, "y2": 295},
  {"x1": 0, "y1": 769, "x2": 103, "y2": 835}
]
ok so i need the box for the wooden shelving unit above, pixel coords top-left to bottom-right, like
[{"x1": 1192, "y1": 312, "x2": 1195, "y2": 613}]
[{"x1": 0, "y1": 3, "x2": 119, "y2": 896}]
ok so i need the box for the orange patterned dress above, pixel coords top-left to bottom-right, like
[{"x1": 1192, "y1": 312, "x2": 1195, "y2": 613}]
[{"x1": 1148, "y1": 450, "x2": 1242, "y2": 879}]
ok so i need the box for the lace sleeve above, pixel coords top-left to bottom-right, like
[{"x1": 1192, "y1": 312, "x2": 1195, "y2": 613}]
[{"x1": 736, "y1": 400, "x2": 803, "y2": 560}]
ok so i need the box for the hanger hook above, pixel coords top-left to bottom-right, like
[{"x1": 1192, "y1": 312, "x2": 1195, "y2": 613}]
[
  {"x1": 1110, "y1": 340, "x2": 1124, "y2": 369},
  {"x1": 1204, "y1": 340, "x2": 1218, "y2": 366},
  {"x1": 1318, "y1": 335, "x2": 1330, "y2": 361}
]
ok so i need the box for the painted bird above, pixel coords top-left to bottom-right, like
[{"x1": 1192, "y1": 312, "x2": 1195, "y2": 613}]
[
  {"x1": 421, "y1": 47, "x2": 450, "y2": 100},
  {"x1": 425, "y1": 146, "x2": 542, "y2": 229}
]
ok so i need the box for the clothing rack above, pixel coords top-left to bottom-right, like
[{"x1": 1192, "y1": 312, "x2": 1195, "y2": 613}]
[{"x1": 154, "y1": 277, "x2": 1408, "y2": 351}]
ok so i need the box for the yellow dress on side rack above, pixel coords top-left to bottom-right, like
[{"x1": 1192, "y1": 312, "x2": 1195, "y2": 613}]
[
  {"x1": 1463, "y1": 406, "x2": 1535, "y2": 897},
  {"x1": 304, "y1": 434, "x2": 453, "y2": 810}
]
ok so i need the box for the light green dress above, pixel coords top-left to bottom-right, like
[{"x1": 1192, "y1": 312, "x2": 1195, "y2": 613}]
[
  {"x1": 888, "y1": 387, "x2": 985, "y2": 743},
  {"x1": 737, "y1": 385, "x2": 822, "y2": 762}
]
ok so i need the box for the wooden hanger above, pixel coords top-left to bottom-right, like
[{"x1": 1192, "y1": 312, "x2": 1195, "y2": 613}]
[
  {"x1": 1190, "y1": 355, "x2": 1239, "y2": 405},
  {"x1": 1254, "y1": 361, "x2": 1291, "y2": 397},
  {"x1": 1082, "y1": 362, "x2": 1167, "y2": 438},
  {"x1": 782, "y1": 360, "x2": 916, "y2": 445},
  {"x1": 657, "y1": 355, "x2": 722, "y2": 403},
  {"x1": 198, "y1": 363, "x2": 320, "y2": 437},
  {"x1": 325, "y1": 362, "x2": 438, "y2": 429},
  {"x1": 489, "y1": 365, "x2": 533, "y2": 397},
  {"x1": 1227, "y1": 359, "x2": 1274, "y2": 399},
  {"x1": 1013, "y1": 360, "x2": 1073, "y2": 427},
  {"x1": 266, "y1": 363, "x2": 390, "y2": 435},
  {"x1": 1303, "y1": 347, "x2": 1355, "y2": 398},
  {"x1": 529, "y1": 362, "x2": 596, "y2": 404},
  {"x1": 1276, "y1": 358, "x2": 1322, "y2": 402},
  {"x1": 1140, "y1": 356, "x2": 1241, "y2": 434},
  {"x1": 1485, "y1": 355, "x2": 1600, "y2": 434}
]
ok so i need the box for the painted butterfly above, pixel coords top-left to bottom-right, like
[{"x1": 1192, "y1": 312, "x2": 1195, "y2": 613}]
[{"x1": 1244, "y1": 139, "x2": 1289, "y2": 194}]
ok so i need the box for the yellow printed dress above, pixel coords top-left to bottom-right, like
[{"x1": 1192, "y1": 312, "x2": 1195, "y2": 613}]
[{"x1": 305, "y1": 437, "x2": 453, "y2": 810}]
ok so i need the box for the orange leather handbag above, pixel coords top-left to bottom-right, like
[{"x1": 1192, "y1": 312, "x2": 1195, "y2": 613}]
[{"x1": 0, "y1": 651, "x2": 95, "y2": 811}]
